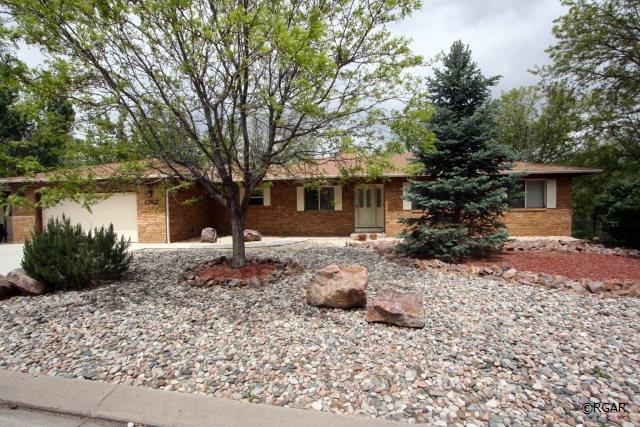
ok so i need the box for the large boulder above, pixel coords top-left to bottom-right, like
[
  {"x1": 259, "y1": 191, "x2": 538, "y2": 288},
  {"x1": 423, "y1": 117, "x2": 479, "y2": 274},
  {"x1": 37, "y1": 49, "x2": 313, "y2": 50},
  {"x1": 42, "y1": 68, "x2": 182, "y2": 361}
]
[
  {"x1": 6, "y1": 269, "x2": 45, "y2": 296},
  {"x1": 243, "y1": 229, "x2": 262, "y2": 242},
  {"x1": 0, "y1": 275, "x2": 18, "y2": 299},
  {"x1": 365, "y1": 289, "x2": 425, "y2": 328},
  {"x1": 200, "y1": 227, "x2": 217, "y2": 243},
  {"x1": 306, "y1": 264, "x2": 367, "y2": 309}
]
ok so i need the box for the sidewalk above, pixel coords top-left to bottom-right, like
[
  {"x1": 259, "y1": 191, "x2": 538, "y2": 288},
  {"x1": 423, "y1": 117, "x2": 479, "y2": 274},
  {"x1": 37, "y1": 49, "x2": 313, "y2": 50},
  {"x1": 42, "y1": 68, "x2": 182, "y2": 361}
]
[
  {"x1": 0, "y1": 238, "x2": 312, "y2": 275},
  {"x1": 0, "y1": 370, "x2": 402, "y2": 427}
]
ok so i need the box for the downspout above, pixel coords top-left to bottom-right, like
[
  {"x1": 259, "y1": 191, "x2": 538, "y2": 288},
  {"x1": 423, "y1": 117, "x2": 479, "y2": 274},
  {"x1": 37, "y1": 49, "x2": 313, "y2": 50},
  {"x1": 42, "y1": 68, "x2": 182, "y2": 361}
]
[{"x1": 165, "y1": 178, "x2": 171, "y2": 243}]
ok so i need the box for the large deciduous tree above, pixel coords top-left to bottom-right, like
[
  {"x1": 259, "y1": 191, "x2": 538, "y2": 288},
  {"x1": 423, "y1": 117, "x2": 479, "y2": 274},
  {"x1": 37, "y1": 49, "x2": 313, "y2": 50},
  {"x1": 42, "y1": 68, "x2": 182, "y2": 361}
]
[
  {"x1": 495, "y1": 84, "x2": 580, "y2": 164},
  {"x1": 398, "y1": 41, "x2": 517, "y2": 262},
  {"x1": 537, "y1": 0, "x2": 640, "y2": 238},
  {"x1": 0, "y1": 45, "x2": 75, "y2": 177},
  {"x1": 2, "y1": 0, "x2": 422, "y2": 267},
  {"x1": 540, "y1": 0, "x2": 640, "y2": 163}
]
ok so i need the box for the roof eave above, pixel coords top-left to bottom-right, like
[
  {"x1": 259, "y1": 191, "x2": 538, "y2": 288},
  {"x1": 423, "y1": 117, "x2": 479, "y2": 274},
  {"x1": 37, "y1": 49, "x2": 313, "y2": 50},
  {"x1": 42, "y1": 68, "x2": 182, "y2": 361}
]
[{"x1": 501, "y1": 169, "x2": 603, "y2": 175}]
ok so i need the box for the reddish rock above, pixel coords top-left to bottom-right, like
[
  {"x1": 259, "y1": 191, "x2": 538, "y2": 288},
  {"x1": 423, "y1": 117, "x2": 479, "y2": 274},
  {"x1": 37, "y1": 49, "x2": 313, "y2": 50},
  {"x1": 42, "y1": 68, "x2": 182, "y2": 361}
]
[
  {"x1": 243, "y1": 229, "x2": 262, "y2": 242},
  {"x1": 6, "y1": 269, "x2": 45, "y2": 296},
  {"x1": 306, "y1": 264, "x2": 367, "y2": 309},
  {"x1": 0, "y1": 275, "x2": 17, "y2": 299},
  {"x1": 200, "y1": 227, "x2": 217, "y2": 243},
  {"x1": 365, "y1": 289, "x2": 425, "y2": 328}
]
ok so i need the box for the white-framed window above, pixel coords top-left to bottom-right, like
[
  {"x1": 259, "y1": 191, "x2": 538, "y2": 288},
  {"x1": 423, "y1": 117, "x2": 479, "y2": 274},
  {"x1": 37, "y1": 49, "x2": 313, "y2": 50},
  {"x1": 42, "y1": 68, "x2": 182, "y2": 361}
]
[
  {"x1": 240, "y1": 186, "x2": 270, "y2": 206},
  {"x1": 248, "y1": 189, "x2": 264, "y2": 206},
  {"x1": 509, "y1": 179, "x2": 555, "y2": 208},
  {"x1": 304, "y1": 187, "x2": 335, "y2": 211},
  {"x1": 296, "y1": 185, "x2": 342, "y2": 211},
  {"x1": 402, "y1": 182, "x2": 413, "y2": 210}
]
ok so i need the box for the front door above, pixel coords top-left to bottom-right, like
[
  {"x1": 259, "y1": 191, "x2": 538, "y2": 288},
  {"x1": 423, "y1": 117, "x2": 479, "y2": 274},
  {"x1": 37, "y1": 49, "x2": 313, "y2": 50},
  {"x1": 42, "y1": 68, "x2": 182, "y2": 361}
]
[
  {"x1": 356, "y1": 186, "x2": 374, "y2": 227},
  {"x1": 356, "y1": 185, "x2": 383, "y2": 229}
]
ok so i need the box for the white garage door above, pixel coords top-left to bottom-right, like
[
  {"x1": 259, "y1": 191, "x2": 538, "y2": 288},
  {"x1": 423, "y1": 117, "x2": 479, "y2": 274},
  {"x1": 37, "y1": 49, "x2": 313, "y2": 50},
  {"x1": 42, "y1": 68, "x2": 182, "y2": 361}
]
[{"x1": 43, "y1": 193, "x2": 139, "y2": 242}]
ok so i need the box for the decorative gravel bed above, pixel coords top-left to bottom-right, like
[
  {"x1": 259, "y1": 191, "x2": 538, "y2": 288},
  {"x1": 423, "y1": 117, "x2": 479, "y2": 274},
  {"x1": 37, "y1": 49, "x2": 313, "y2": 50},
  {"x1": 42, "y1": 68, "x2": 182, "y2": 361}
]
[
  {"x1": 467, "y1": 251, "x2": 640, "y2": 283},
  {"x1": 1, "y1": 242, "x2": 639, "y2": 426}
]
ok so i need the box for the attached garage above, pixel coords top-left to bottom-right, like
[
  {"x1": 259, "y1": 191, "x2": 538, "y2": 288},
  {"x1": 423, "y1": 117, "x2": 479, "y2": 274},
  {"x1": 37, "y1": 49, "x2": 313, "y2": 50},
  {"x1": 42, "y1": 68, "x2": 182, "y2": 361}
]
[{"x1": 43, "y1": 193, "x2": 139, "y2": 242}]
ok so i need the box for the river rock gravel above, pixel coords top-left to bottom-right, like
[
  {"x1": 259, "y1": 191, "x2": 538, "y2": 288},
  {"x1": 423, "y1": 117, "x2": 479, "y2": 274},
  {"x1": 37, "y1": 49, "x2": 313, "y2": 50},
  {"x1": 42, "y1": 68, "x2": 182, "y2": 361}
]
[{"x1": 1, "y1": 241, "x2": 638, "y2": 426}]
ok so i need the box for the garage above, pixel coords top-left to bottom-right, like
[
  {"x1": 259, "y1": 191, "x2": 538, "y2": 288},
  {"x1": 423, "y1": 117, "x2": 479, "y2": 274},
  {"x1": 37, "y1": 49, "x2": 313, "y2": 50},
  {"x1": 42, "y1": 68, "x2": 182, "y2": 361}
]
[{"x1": 42, "y1": 193, "x2": 139, "y2": 242}]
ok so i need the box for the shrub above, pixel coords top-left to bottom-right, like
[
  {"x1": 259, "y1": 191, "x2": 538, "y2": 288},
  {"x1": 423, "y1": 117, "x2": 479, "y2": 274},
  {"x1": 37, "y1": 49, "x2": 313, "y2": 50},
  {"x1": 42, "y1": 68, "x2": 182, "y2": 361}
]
[
  {"x1": 22, "y1": 216, "x2": 132, "y2": 290},
  {"x1": 593, "y1": 178, "x2": 640, "y2": 248}
]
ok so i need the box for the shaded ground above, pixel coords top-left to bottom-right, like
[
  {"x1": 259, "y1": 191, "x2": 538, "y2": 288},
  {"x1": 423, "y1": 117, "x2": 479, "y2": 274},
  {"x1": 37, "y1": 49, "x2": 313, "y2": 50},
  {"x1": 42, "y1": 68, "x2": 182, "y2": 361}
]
[{"x1": 467, "y1": 251, "x2": 640, "y2": 282}]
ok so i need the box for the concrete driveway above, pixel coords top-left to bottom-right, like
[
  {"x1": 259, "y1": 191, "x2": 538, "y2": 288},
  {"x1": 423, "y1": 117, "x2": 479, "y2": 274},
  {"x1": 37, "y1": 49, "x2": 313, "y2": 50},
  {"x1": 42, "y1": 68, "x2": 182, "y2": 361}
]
[{"x1": 0, "y1": 238, "x2": 312, "y2": 275}]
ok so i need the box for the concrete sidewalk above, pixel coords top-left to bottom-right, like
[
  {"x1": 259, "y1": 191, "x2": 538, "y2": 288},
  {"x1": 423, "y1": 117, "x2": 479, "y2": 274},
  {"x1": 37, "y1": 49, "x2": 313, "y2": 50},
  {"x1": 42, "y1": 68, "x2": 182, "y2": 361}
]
[
  {"x1": 0, "y1": 370, "x2": 402, "y2": 427},
  {"x1": 0, "y1": 238, "x2": 311, "y2": 275}
]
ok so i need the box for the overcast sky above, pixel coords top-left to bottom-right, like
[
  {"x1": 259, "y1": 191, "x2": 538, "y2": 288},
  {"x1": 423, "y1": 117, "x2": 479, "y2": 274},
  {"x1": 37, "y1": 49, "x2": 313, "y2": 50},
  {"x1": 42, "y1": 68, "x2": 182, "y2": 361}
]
[
  {"x1": 394, "y1": 0, "x2": 567, "y2": 95},
  {"x1": 16, "y1": 0, "x2": 566, "y2": 97}
]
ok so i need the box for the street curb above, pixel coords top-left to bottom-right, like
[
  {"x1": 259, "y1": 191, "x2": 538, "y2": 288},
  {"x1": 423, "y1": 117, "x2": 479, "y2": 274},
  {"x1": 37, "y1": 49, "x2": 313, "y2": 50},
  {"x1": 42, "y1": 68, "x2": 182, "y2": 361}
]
[{"x1": 0, "y1": 370, "x2": 404, "y2": 427}]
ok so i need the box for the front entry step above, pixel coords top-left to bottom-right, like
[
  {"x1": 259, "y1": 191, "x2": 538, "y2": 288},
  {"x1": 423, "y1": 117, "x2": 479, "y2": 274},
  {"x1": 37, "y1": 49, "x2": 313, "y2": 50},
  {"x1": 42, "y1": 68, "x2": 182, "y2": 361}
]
[{"x1": 350, "y1": 232, "x2": 386, "y2": 241}]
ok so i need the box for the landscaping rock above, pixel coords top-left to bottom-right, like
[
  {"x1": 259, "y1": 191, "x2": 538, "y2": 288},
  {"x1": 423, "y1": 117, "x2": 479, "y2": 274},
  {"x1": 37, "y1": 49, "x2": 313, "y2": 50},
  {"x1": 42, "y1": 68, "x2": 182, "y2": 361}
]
[
  {"x1": 373, "y1": 242, "x2": 640, "y2": 299},
  {"x1": 502, "y1": 268, "x2": 517, "y2": 279},
  {"x1": 587, "y1": 281, "x2": 605, "y2": 294},
  {"x1": 0, "y1": 275, "x2": 17, "y2": 299},
  {"x1": 306, "y1": 264, "x2": 367, "y2": 309},
  {"x1": 565, "y1": 281, "x2": 589, "y2": 294},
  {"x1": 182, "y1": 257, "x2": 297, "y2": 289},
  {"x1": 243, "y1": 229, "x2": 262, "y2": 242},
  {"x1": 6, "y1": 269, "x2": 45, "y2": 295},
  {"x1": 0, "y1": 244, "x2": 639, "y2": 425},
  {"x1": 200, "y1": 227, "x2": 217, "y2": 243},
  {"x1": 503, "y1": 238, "x2": 639, "y2": 257},
  {"x1": 365, "y1": 288, "x2": 425, "y2": 328}
]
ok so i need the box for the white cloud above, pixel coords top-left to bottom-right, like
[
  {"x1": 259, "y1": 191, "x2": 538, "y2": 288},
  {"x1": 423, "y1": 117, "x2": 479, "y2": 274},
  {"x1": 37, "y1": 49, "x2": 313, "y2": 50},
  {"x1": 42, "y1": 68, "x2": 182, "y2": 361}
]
[
  {"x1": 392, "y1": 0, "x2": 567, "y2": 95},
  {"x1": 13, "y1": 0, "x2": 567, "y2": 97}
]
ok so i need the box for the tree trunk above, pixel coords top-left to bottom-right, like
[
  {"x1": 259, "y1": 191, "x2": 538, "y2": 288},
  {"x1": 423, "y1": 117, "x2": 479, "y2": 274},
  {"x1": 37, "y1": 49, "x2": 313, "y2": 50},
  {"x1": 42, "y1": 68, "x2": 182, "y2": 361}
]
[{"x1": 230, "y1": 210, "x2": 246, "y2": 268}]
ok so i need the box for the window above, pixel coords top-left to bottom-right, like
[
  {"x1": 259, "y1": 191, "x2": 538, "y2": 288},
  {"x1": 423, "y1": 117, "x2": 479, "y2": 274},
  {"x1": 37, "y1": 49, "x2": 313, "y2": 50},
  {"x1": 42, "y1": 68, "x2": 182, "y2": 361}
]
[
  {"x1": 248, "y1": 189, "x2": 264, "y2": 206},
  {"x1": 357, "y1": 187, "x2": 371, "y2": 208},
  {"x1": 304, "y1": 187, "x2": 335, "y2": 211},
  {"x1": 509, "y1": 181, "x2": 525, "y2": 208},
  {"x1": 526, "y1": 180, "x2": 546, "y2": 208},
  {"x1": 376, "y1": 188, "x2": 382, "y2": 208},
  {"x1": 509, "y1": 180, "x2": 546, "y2": 208}
]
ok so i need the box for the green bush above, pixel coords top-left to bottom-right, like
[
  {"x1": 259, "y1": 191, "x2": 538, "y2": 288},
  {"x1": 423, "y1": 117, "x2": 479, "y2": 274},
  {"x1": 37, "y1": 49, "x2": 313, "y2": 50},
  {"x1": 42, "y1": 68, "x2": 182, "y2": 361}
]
[
  {"x1": 22, "y1": 216, "x2": 132, "y2": 290},
  {"x1": 592, "y1": 178, "x2": 640, "y2": 248}
]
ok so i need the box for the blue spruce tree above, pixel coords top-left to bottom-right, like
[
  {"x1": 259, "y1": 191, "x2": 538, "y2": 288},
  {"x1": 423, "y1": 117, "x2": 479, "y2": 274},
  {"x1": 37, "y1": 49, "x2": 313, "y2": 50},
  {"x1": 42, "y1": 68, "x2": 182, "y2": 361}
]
[{"x1": 398, "y1": 41, "x2": 517, "y2": 261}]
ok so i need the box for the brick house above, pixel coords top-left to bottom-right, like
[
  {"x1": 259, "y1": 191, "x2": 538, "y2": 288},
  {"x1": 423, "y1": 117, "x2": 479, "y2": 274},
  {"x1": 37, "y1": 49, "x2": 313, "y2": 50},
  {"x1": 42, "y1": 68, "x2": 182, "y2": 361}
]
[{"x1": 0, "y1": 154, "x2": 600, "y2": 243}]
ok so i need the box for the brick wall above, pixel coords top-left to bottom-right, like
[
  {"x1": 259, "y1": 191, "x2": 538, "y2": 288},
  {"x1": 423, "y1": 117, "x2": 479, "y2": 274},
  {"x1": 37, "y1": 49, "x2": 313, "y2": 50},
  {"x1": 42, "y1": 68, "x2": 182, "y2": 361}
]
[
  {"x1": 7, "y1": 183, "x2": 171, "y2": 244},
  {"x1": 136, "y1": 184, "x2": 167, "y2": 243},
  {"x1": 503, "y1": 175, "x2": 573, "y2": 236},
  {"x1": 384, "y1": 178, "x2": 421, "y2": 237},
  {"x1": 384, "y1": 176, "x2": 574, "y2": 237},
  {"x1": 7, "y1": 188, "x2": 38, "y2": 243},
  {"x1": 7, "y1": 173, "x2": 576, "y2": 243},
  {"x1": 197, "y1": 181, "x2": 359, "y2": 237},
  {"x1": 169, "y1": 183, "x2": 214, "y2": 242}
]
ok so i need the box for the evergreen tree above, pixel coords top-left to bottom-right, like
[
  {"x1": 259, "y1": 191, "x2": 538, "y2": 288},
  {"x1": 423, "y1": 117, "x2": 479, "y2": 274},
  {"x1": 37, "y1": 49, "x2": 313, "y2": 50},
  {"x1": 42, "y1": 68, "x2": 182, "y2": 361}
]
[{"x1": 398, "y1": 41, "x2": 517, "y2": 261}]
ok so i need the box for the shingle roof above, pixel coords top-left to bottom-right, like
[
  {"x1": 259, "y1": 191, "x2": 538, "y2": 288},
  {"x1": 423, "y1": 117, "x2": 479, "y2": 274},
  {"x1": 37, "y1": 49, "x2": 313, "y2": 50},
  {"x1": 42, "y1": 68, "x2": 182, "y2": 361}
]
[
  {"x1": 0, "y1": 153, "x2": 601, "y2": 184},
  {"x1": 264, "y1": 153, "x2": 602, "y2": 179}
]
